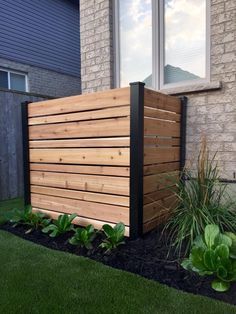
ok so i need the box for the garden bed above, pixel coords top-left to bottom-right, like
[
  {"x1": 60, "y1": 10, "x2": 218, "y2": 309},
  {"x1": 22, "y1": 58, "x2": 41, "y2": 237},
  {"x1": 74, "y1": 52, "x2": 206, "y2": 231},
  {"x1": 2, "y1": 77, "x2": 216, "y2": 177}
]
[{"x1": 1, "y1": 222, "x2": 236, "y2": 306}]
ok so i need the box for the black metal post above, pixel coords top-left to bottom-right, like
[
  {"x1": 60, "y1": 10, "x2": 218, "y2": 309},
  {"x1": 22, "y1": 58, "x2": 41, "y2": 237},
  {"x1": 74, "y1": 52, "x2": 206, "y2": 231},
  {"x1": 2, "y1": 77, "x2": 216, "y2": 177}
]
[
  {"x1": 129, "y1": 82, "x2": 145, "y2": 239},
  {"x1": 180, "y1": 96, "x2": 188, "y2": 172},
  {"x1": 21, "y1": 101, "x2": 31, "y2": 206}
]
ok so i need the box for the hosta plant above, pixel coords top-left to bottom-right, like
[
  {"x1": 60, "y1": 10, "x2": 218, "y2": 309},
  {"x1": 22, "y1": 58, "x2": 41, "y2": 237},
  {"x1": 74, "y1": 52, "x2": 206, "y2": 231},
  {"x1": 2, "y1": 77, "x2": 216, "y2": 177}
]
[
  {"x1": 42, "y1": 213, "x2": 77, "y2": 237},
  {"x1": 10, "y1": 205, "x2": 50, "y2": 233},
  {"x1": 100, "y1": 222, "x2": 125, "y2": 252},
  {"x1": 69, "y1": 224, "x2": 96, "y2": 249},
  {"x1": 182, "y1": 224, "x2": 236, "y2": 292}
]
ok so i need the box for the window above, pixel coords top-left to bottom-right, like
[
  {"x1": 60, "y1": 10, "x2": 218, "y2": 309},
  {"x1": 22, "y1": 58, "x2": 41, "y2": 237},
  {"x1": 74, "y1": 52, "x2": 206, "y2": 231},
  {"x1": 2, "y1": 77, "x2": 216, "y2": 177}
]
[
  {"x1": 115, "y1": 0, "x2": 210, "y2": 89},
  {"x1": 0, "y1": 69, "x2": 28, "y2": 92}
]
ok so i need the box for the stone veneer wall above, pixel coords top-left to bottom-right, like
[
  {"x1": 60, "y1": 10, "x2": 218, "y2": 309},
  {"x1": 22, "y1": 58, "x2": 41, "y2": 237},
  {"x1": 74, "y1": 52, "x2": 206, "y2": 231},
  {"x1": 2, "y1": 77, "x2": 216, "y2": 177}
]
[{"x1": 80, "y1": 0, "x2": 236, "y2": 180}]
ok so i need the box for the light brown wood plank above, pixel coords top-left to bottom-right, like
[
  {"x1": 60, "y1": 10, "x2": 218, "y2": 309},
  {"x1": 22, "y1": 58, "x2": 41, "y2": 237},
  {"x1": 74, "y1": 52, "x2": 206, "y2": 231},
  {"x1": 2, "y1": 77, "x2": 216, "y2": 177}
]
[
  {"x1": 144, "y1": 147, "x2": 180, "y2": 165},
  {"x1": 31, "y1": 193, "x2": 129, "y2": 225},
  {"x1": 143, "y1": 188, "x2": 176, "y2": 205},
  {"x1": 30, "y1": 163, "x2": 130, "y2": 177},
  {"x1": 29, "y1": 137, "x2": 130, "y2": 148},
  {"x1": 143, "y1": 171, "x2": 179, "y2": 194},
  {"x1": 144, "y1": 107, "x2": 181, "y2": 122},
  {"x1": 29, "y1": 117, "x2": 130, "y2": 140},
  {"x1": 30, "y1": 171, "x2": 130, "y2": 196},
  {"x1": 144, "y1": 118, "x2": 180, "y2": 137},
  {"x1": 29, "y1": 106, "x2": 130, "y2": 125},
  {"x1": 144, "y1": 88, "x2": 181, "y2": 113},
  {"x1": 143, "y1": 214, "x2": 170, "y2": 234},
  {"x1": 143, "y1": 162, "x2": 180, "y2": 176},
  {"x1": 144, "y1": 137, "x2": 180, "y2": 147},
  {"x1": 32, "y1": 208, "x2": 130, "y2": 236},
  {"x1": 31, "y1": 185, "x2": 129, "y2": 207},
  {"x1": 29, "y1": 148, "x2": 130, "y2": 166},
  {"x1": 28, "y1": 87, "x2": 130, "y2": 117},
  {"x1": 143, "y1": 195, "x2": 177, "y2": 223}
]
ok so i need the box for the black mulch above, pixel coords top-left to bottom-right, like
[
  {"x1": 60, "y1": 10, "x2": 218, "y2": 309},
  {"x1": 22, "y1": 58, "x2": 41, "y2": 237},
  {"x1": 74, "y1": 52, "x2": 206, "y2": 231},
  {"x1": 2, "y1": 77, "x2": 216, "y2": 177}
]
[{"x1": 1, "y1": 222, "x2": 236, "y2": 306}]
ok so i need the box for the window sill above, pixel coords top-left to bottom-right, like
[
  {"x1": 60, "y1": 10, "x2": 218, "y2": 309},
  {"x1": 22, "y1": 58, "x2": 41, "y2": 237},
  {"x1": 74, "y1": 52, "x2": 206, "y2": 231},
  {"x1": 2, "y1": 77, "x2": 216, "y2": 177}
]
[{"x1": 160, "y1": 81, "x2": 222, "y2": 96}]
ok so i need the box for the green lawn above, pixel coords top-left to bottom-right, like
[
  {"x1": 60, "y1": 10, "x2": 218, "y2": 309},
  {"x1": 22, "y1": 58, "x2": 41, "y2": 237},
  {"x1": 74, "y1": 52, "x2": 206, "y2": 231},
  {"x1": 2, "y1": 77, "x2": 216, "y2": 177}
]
[
  {"x1": 0, "y1": 197, "x2": 24, "y2": 224},
  {"x1": 0, "y1": 230, "x2": 235, "y2": 314}
]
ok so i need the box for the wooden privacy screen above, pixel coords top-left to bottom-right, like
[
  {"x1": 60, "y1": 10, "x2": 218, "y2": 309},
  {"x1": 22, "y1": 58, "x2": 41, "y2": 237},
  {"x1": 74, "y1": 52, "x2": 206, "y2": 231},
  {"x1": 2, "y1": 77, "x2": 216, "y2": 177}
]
[{"x1": 22, "y1": 83, "x2": 186, "y2": 238}]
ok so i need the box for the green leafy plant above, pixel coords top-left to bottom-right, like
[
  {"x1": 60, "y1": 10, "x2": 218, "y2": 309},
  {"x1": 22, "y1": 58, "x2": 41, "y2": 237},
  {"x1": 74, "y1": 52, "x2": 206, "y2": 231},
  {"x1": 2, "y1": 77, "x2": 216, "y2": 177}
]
[
  {"x1": 100, "y1": 222, "x2": 125, "y2": 252},
  {"x1": 182, "y1": 224, "x2": 236, "y2": 292},
  {"x1": 10, "y1": 205, "x2": 51, "y2": 233},
  {"x1": 10, "y1": 205, "x2": 50, "y2": 233},
  {"x1": 69, "y1": 224, "x2": 96, "y2": 249},
  {"x1": 164, "y1": 138, "x2": 236, "y2": 256},
  {"x1": 42, "y1": 213, "x2": 77, "y2": 237}
]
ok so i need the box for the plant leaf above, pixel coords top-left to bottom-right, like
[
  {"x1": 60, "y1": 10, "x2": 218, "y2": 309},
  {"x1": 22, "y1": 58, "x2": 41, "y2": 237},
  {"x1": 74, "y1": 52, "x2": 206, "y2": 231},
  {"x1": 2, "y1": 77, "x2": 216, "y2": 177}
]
[
  {"x1": 204, "y1": 224, "x2": 220, "y2": 248},
  {"x1": 211, "y1": 279, "x2": 230, "y2": 292}
]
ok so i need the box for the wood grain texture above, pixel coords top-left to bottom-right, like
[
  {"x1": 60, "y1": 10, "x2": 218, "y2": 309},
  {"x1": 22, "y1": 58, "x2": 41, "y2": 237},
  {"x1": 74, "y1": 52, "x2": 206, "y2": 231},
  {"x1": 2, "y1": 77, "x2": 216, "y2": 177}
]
[
  {"x1": 144, "y1": 107, "x2": 181, "y2": 122},
  {"x1": 143, "y1": 195, "x2": 177, "y2": 224},
  {"x1": 29, "y1": 117, "x2": 130, "y2": 140},
  {"x1": 30, "y1": 163, "x2": 130, "y2": 177},
  {"x1": 144, "y1": 147, "x2": 180, "y2": 165},
  {"x1": 144, "y1": 137, "x2": 180, "y2": 147},
  {"x1": 29, "y1": 148, "x2": 130, "y2": 166},
  {"x1": 31, "y1": 185, "x2": 129, "y2": 207},
  {"x1": 31, "y1": 193, "x2": 129, "y2": 225},
  {"x1": 144, "y1": 88, "x2": 181, "y2": 113},
  {"x1": 28, "y1": 87, "x2": 130, "y2": 117},
  {"x1": 143, "y1": 188, "x2": 176, "y2": 205},
  {"x1": 32, "y1": 208, "x2": 130, "y2": 236},
  {"x1": 143, "y1": 171, "x2": 179, "y2": 194},
  {"x1": 143, "y1": 162, "x2": 180, "y2": 176},
  {"x1": 144, "y1": 118, "x2": 180, "y2": 137},
  {"x1": 29, "y1": 106, "x2": 130, "y2": 125},
  {"x1": 30, "y1": 171, "x2": 130, "y2": 196},
  {"x1": 29, "y1": 137, "x2": 130, "y2": 148}
]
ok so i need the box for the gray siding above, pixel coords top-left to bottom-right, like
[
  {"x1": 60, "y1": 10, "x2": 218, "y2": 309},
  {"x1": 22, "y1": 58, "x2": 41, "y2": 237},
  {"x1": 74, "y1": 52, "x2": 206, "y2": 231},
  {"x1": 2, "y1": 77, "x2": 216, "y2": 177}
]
[
  {"x1": 0, "y1": 90, "x2": 51, "y2": 200},
  {"x1": 0, "y1": 0, "x2": 80, "y2": 77}
]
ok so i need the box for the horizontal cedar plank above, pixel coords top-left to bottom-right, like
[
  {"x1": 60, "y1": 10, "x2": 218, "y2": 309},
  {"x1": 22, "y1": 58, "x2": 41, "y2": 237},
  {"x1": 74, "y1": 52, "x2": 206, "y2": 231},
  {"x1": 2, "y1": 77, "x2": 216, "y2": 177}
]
[
  {"x1": 144, "y1": 118, "x2": 180, "y2": 137},
  {"x1": 144, "y1": 107, "x2": 181, "y2": 122},
  {"x1": 143, "y1": 214, "x2": 170, "y2": 234},
  {"x1": 29, "y1": 117, "x2": 130, "y2": 140},
  {"x1": 143, "y1": 188, "x2": 176, "y2": 205},
  {"x1": 143, "y1": 171, "x2": 179, "y2": 194},
  {"x1": 32, "y1": 208, "x2": 130, "y2": 236},
  {"x1": 28, "y1": 87, "x2": 130, "y2": 117},
  {"x1": 143, "y1": 195, "x2": 177, "y2": 224},
  {"x1": 30, "y1": 163, "x2": 130, "y2": 177},
  {"x1": 144, "y1": 88, "x2": 181, "y2": 113},
  {"x1": 31, "y1": 185, "x2": 129, "y2": 207},
  {"x1": 28, "y1": 106, "x2": 130, "y2": 125},
  {"x1": 30, "y1": 171, "x2": 130, "y2": 196},
  {"x1": 144, "y1": 147, "x2": 180, "y2": 165},
  {"x1": 29, "y1": 137, "x2": 130, "y2": 148},
  {"x1": 144, "y1": 137, "x2": 180, "y2": 147},
  {"x1": 31, "y1": 193, "x2": 129, "y2": 225},
  {"x1": 29, "y1": 148, "x2": 130, "y2": 166},
  {"x1": 143, "y1": 162, "x2": 180, "y2": 176}
]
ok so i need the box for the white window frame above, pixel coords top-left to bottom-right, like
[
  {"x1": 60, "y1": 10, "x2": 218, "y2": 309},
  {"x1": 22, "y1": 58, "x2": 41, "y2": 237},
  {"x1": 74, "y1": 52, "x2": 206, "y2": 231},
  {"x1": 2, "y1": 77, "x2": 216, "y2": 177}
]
[
  {"x1": 0, "y1": 68, "x2": 29, "y2": 92},
  {"x1": 114, "y1": 0, "x2": 210, "y2": 90}
]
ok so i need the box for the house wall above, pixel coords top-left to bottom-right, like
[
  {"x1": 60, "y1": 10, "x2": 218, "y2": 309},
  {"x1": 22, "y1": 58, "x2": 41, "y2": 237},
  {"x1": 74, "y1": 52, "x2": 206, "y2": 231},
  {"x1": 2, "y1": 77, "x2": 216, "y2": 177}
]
[
  {"x1": 0, "y1": 0, "x2": 81, "y2": 97},
  {"x1": 0, "y1": 58, "x2": 81, "y2": 98},
  {"x1": 79, "y1": 0, "x2": 236, "y2": 181}
]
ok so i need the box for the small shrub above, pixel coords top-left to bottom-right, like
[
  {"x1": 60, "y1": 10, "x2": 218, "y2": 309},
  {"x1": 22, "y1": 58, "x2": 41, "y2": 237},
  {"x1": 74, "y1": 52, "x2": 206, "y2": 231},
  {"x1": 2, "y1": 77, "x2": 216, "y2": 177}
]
[
  {"x1": 164, "y1": 139, "x2": 236, "y2": 256},
  {"x1": 182, "y1": 224, "x2": 236, "y2": 292},
  {"x1": 10, "y1": 205, "x2": 50, "y2": 233},
  {"x1": 42, "y1": 213, "x2": 77, "y2": 237},
  {"x1": 69, "y1": 224, "x2": 96, "y2": 249},
  {"x1": 100, "y1": 222, "x2": 125, "y2": 252}
]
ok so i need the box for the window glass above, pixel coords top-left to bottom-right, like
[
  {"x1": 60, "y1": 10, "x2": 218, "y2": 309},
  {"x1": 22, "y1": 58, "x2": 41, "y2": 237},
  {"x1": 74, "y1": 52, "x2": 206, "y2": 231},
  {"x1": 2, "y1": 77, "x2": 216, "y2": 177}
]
[
  {"x1": 0, "y1": 70, "x2": 8, "y2": 89},
  {"x1": 10, "y1": 73, "x2": 26, "y2": 92},
  {"x1": 119, "y1": 0, "x2": 152, "y2": 87},
  {"x1": 164, "y1": 0, "x2": 206, "y2": 84}
]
